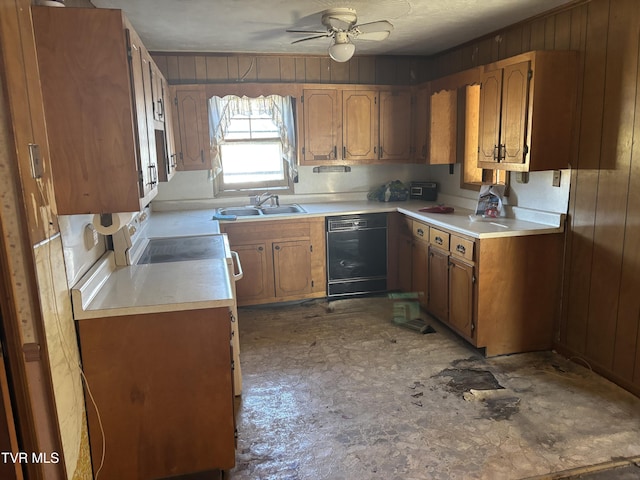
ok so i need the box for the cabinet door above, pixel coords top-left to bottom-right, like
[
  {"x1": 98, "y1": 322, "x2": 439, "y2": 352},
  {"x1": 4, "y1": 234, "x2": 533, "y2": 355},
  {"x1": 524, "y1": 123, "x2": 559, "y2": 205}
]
[
  {"x1": 478, "y1": 67, "x2": 503, "y2": 165},
  {"x1": 413, "y1": 85, "x2": 430, "y2": 163},
  {"x1": 128, "y1": 33, "x2": 157, "y2": 199},
  {"x1": 273, "y1": 241, "x2": 312, "y2": 298},
  {"x1": 159, "y1": 77, "x2": 178, "y2": 182},
  {"x1": 233, "y1": 243, "x2": 272, "y2": 304},
  {"x1": 32, "y1": 7, "x2": 155, "y2": 214},
  {"x1": 397, "y1": 234, "x2": 413, "y2": 293},
  {"x1": 449, "y1": 258, "x2": 475, "y2": 341},
  {"x1": 175, "y1": 87, "x2": 212, "y2": 171},
  {"x1": 343, "y1": 90, "x2": 378, "y2": 162},
  {"x1": 428, "y1": 247, "x2": 449, "y2": 321},
  {"x1": 429, "y1": 89, "x2": 457, "y2": 165},
  {"x1": 148, "y1": 62, "x2": 164, "y2": 123},
  {"x1": 302, "y1": 89, "x2": 341, "y2": 164},
  {"x1": 500, "y1": 61, "x2": 530, "y2": 166},
  {"x1": 379, "y1": 90, "x2": 412, "y2": 162},
  {"x1": 411, "y1": 238, "x2": 429, "y2": 308}
]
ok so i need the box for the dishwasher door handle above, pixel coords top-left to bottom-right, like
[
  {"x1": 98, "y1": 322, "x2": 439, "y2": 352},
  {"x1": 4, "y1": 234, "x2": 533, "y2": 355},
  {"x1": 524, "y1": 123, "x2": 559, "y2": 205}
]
[{"x1": 231, "y1": 251, "x2": 244, "y2": 281}]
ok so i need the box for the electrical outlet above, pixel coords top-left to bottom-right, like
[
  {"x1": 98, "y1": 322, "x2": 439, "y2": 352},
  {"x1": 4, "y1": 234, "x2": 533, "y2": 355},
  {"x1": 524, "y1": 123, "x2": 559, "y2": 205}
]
[
  {"x1": 552, "y1": 170, "x2": 561, "y2": 187},
  {"x1": 28, "y1": 143, "x2": 43, "y2": 179}
]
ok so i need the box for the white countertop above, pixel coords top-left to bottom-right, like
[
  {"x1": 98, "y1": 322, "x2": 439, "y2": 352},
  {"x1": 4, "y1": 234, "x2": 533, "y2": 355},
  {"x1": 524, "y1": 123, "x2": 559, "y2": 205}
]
[
  {"x1": 147, "y1": 209, "x2": 222, "y2": 237},
  {"x1": 215, "y1": 200, "x2": 564, "y2": 239},
  {"x1": 72, "y1": 249, "x2": 235, "y2": 320},
  {"x1": 72, "y1": 199, "x2": 563, "y2": 319}
]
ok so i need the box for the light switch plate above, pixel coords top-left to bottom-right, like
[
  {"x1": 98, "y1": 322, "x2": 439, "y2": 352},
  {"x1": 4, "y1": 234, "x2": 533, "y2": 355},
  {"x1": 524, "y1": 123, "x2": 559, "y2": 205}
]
[{"x1": 28, "y1": 143, "x2": 43, "y2": 179}]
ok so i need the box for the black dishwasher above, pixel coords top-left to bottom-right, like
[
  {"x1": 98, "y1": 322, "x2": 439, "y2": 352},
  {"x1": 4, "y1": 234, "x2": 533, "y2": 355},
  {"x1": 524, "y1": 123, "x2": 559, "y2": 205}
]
[{"x1": 326, "y1": 213, "x2": 387, "y2": 297}]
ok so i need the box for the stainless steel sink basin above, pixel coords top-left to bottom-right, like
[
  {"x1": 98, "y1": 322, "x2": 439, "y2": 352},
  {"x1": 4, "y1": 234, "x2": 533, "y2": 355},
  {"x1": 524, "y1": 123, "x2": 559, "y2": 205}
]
[
  {"x1": 216, "y1": 204, "x2": 306, "y2": 217},
  {"x1": 218, "y1": 207, "x2": 262, "y2": 216},
  {"x1": 261, "y1": 204, "x2": 306, "y2": 215}
]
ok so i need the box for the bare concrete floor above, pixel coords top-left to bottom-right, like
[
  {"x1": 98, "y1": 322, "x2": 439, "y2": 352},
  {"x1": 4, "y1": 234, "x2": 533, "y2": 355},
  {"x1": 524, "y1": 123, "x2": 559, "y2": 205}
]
[{"x1": 229, "y1": 297, "x2": 640, "y2": 480}]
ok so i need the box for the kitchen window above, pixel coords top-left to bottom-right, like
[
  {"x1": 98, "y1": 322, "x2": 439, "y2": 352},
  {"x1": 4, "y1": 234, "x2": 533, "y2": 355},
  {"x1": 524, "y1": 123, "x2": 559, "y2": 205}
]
[{"x1": 209, "y1": 95, "x2": 297, "y2": 196}]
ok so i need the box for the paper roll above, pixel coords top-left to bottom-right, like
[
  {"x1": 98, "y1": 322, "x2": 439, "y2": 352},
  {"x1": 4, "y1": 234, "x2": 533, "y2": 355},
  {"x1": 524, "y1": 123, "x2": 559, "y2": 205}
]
[{"x1": 92, "y1": 212, "x2": 134, "y2": 236}]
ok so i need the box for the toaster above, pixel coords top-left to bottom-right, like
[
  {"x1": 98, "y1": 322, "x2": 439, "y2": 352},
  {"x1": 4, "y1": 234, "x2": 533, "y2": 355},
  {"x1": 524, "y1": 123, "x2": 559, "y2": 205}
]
[{"x1": 409, "y1": 182, "x2": 438, "y2": 201}]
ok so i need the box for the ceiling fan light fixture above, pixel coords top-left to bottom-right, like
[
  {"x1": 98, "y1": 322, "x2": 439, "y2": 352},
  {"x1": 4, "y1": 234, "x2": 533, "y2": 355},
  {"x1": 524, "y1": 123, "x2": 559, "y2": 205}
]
[{"x1": 328, "y1": 32, "x2": 355, "y2": 62}]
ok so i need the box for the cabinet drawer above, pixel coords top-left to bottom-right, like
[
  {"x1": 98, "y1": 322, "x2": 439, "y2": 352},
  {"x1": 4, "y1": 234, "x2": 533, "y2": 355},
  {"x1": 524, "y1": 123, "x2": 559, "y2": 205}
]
[
  {"x1": 429, "y1": 228, "x2": 450, "y2": 250},
  {"x1": 412, "y1": 221, "x2": 429, "y2": 241},
  {"x1": 450, "y1": 235, "x2": 474, "y2": 262}
]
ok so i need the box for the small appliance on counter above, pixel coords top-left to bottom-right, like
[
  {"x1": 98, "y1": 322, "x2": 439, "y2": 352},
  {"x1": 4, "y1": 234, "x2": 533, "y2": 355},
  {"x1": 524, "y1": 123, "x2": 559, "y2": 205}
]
[{"x1": 410, "y1": 181, "x2": 438, "y2": 201}]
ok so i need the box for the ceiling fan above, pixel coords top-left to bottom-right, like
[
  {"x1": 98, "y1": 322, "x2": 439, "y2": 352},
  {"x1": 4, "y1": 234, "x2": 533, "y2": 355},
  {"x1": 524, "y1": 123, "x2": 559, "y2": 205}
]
[{"x1": 286, "y1": 8, "x2": 394, "y2": 62}]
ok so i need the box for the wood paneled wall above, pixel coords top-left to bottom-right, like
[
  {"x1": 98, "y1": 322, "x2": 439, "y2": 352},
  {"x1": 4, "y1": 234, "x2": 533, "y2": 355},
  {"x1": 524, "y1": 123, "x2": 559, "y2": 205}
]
[
  {"x1": 431, "y1": 0, "x2": 640, "y2": 396},
  {"x1": 151, "y1": 53, "x2": 431, "y2": 86}
]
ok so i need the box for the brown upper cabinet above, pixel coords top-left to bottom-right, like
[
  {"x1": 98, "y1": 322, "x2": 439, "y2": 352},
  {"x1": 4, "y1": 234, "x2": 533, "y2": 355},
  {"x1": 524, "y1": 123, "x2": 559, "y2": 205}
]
[
  {"x1": 157, "y1": 73, "x2": 178, "y2": 182},
  {"x1": 342, "y1": 89, "x2": 379, "y2": 162},
  {"x1": 301, "y1": 89, "x2": 342, "y2": 162},
  {"x1": 477, "y1": 50, "x2": 579, "y2": 172},
  {"x1": 412, "y1": 85, "x2": 431, "y2": 163},
  {"x1": 171, "y1": 85, "x2": 212, "y2": 171},
  {"x1": 32, "y1": 6, "x2": 161, "y2": 214},
  {"x1": 379, "y1": 90, "x2": 413, "y2": 162},
  {"x1": 300, "y1": 86, "x2": 414, "y2": 165},
  {"x1": 429, "y1": 88, "x2": 457, "y2": 165}
]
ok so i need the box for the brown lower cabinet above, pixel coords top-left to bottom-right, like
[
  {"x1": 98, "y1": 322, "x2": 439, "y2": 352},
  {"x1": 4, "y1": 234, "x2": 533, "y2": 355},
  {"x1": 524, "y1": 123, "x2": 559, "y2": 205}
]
[
  {"x1": 391, "y1": 214, "x2": 563, "y2": 356},
  {"x1": 77, "y1": 308, "x2": 235, "y2": 479},
  {"x1": 222, "y1": 218, "x2": 326, "y2": 306}
]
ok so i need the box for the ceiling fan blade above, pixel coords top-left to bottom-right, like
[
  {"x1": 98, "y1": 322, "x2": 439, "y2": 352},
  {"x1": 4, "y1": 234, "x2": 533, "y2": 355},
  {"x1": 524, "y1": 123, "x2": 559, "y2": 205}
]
[
  {"x1": 353, "y1": 30, "x2": 391, "y2": 41},
  {"x1": 353, "y1": 20, "x2": 394, "y2": 34},
  {"x1": 286, "y1": 29, "x2": 328, "y2": 34},
  {"x1": 291, "y1": 34, "x2": 331, "y2": 44}
]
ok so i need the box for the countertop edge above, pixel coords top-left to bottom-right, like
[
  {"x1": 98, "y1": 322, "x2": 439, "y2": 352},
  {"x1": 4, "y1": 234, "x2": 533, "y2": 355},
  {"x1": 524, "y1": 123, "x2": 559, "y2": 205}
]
[{"x1": 74, "y1": 298, "x2": 236, "y2": 320}]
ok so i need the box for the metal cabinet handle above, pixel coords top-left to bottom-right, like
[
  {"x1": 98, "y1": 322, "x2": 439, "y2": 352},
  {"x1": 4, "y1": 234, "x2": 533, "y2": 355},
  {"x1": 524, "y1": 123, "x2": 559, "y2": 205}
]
[
  {"x1": 493, "y1": 145, "x2": 499, "y2": 161},
  {"x1": 499, "y1": 144, "x2": 506, "y2": 161},
  {"x1": 258, "y1": 246, "x2": 264, "y2": 251},
  {"x1": 417, "y1": 228, "x2": 424, "y2": 237},
  {"x1": 333, "y1": 145, "x2": 337, "y2": 159},
  {"x1": 200, "y1": 150, "x2": 204, "y2": 163},
  {"x1": 148, "y1": 164, "x2": 157, "y2": 186},
  {"x1": 274, "y1": 245, "x2": 280, "y2": 250},
  {"x1": 435, "y1": 236, "x2": 443, "y2": 245},
  {"x1": 231, "y1": 251, "x2": 243, "y2": 281},
  {"x1": 456, "y1": 244, "x2": 466, "y2": 254}
]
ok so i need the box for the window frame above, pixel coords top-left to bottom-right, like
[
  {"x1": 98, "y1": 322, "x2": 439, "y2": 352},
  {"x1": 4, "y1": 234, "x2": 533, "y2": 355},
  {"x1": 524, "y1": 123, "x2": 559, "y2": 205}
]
[{"x1": 211, "y1": 94, "x2": 296, "y2": 197}]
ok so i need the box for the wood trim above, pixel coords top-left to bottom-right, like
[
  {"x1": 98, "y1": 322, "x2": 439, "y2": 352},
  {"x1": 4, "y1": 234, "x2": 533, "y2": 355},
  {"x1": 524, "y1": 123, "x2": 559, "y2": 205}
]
[{"x1": 152, "y1": 52, "x2": 431, "y2": 86}]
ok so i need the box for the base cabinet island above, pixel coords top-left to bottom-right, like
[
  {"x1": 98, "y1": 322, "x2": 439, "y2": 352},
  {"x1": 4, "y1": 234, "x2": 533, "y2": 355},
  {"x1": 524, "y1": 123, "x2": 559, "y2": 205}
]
[
  {"x1": 389, "y1": 207, "x2": 565, "y2": 357},
  {"x1": 77, "y1": 308, "x2": 235, "y2": 479}
]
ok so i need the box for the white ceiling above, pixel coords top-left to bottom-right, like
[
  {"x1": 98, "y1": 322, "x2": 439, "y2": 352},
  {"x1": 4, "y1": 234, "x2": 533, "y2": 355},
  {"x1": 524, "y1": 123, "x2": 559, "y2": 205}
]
[{"x1": 90, "y1": 0, "x2": 575, "y2": 57}]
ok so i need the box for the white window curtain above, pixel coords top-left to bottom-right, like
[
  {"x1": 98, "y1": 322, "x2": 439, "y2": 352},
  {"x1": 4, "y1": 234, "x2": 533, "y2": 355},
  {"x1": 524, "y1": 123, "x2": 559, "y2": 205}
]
[{"x1": 209, "y1": 95, "x2": 297, "y2": 183}]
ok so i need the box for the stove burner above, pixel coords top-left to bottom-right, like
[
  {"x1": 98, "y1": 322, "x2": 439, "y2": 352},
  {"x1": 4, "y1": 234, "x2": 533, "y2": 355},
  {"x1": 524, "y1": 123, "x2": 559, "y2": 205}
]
[{"x1": 137, "y1": 235, "x2": 226, "y2": 264}]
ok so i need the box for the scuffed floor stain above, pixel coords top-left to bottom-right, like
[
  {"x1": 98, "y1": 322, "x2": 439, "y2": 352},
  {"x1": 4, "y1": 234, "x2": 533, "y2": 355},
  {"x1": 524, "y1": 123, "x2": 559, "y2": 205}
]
[
  {"x1": 434, "y1": 367, "x2": 504, "y2": 395},
  {"x1": 230, "y1": 298, "x2": 640, "y2": 480},
  {"x1": 481, "y1": 395, "x2": 521, "y2": 421}
]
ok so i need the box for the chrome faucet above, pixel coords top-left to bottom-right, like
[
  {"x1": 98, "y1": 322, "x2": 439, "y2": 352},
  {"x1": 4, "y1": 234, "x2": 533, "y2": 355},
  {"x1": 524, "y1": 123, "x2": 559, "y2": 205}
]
[{"x1": 254, "y1": 192, "x2": 279, "y2": 207}]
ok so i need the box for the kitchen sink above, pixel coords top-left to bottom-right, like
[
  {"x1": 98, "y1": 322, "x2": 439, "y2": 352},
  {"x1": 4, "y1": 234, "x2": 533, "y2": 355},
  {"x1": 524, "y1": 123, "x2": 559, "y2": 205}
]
[
  {"x1": 216, "y1": 204, "x2": 306, "y2": 217},
  {"x1": 218, "y1": 207, "x2": 262, "y2": 216},
  {"x1": 261, "y1": 204, "x2": 306, "y2": 215}
]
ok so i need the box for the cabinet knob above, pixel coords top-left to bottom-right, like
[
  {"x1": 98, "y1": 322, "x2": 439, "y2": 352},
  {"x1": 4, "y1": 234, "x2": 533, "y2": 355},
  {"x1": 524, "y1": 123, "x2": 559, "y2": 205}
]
[
  {"x1": 417, "y1": 228, "x2": 424, "y2": 237},
  {"x1": 456, "y1": 244, "x2": 466, "y2": 254},
  {"x1": 258, "y1": 246, "x2": 264, "y2": 251},
  {"x1": 435, "y1": 236, "x2": 443, "y2": 245},
  {"x1": 274, "y1": 245, "x2": 280, "y2": 250}
]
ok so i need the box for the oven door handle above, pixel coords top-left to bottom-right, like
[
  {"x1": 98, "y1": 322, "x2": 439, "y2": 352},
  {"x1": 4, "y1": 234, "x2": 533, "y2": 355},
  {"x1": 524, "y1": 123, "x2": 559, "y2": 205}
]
[{"x1": 231, "y1": 251, "x2": 244, "y2": 281}]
